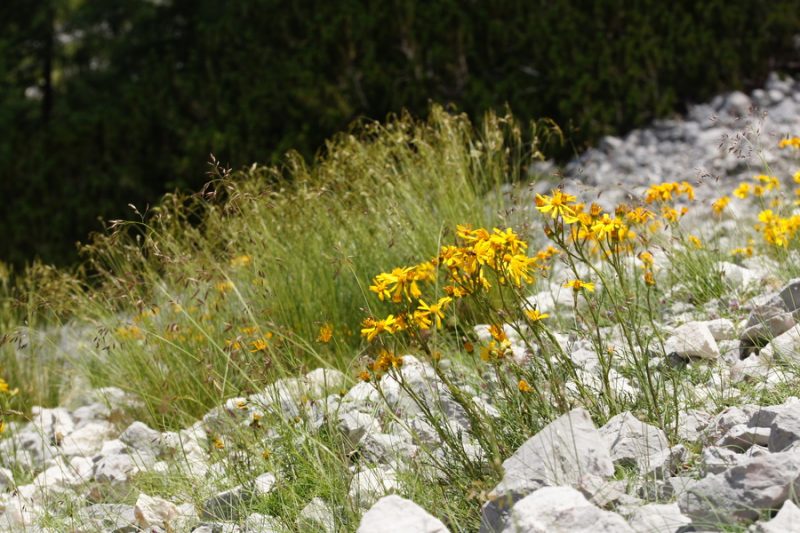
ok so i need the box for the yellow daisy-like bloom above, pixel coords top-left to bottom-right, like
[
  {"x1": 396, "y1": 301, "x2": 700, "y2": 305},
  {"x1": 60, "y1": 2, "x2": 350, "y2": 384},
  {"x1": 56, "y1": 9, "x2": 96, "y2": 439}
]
[
  {"x1": 564, "y1": 279, "x2": 595, "y2": 292},
  {"x1": 518, "y1": 379, "x2": 533, "y2": 393},
  {"x1": 229, "y1": 255, "x2": 252, "y2": 268},
  {"x1": 793, "y1": 170, "x2": 800, "y2": 184},
  {"x1": 638, "y1": 251, "x2": 655, "y2": 268},
  {"x1": 488, "y1": 324, "x2": 507, "y2": 342},
  {"x1": 688, "y1": 235, "x2": 703, "y2": 248},
  {"x1": 625, "y1": 207, "x2": 656, "y2": 225},
  {"x1": 525, "y1": 309, "x2": 549, "y2": 322},
  {"x1": 778, "y1": 137, "x2": 800, "y2": 149},
  {"x1": 733, "y1": 183, "x2": 751, "y2": 199},
  {"x1": 360, "y1": 315, "x2": 399, "y2": 342},
  {"x1": 317, "y1": 323, "x2": 333, "y2": 343},
  {"x1": 215, "y1": 280, "x2": 234, "y2": 293},
  {"x1": 711, "y1": 196, "x2": 730, "y2": 215},
  {"x1": 502, "y1": 253, "x2": 536, "y2": 286},
  {"x1": 756, "y1": 174, "x2": 780, "y2": 191},
  {"x1": 535, "y1": 189, "x2": 578, "y2": 221},
  {"x1": 413, "y1": 297, "x2": 452, "y2": 329},
  {"x1": 357, "y1": 370, "x2": 371, "y2": 382},
  {"x1": 249, "y1": 338, "x2": 269, "y2": 352}
]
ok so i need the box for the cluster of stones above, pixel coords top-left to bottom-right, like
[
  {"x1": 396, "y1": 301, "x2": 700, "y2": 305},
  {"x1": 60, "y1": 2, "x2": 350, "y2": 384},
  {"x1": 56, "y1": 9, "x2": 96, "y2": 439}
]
[{"x1": 561, "y1": 72, "x2": 800, "y2": 204}]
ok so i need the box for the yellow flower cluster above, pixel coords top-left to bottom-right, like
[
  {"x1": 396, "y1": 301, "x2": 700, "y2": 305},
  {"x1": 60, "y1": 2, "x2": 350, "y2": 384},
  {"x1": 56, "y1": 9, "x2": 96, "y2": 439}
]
[
  {"x1": 755, "y1": 209, "x2": 800, "y2": 248},
  {"x1": 779, "y1": 137, "x2": 800, "y2": 149},
  {"x1": 362, "y1": 225, "x2": 550, "y2": 344},
  {"x1": 644, "y1": 181, "x2": 695, "y2": 204}
]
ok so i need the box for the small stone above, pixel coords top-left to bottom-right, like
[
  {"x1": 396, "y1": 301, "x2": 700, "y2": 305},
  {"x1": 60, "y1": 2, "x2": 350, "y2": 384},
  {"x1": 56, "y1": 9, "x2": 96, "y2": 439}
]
[
  {"x1": 600, "y1": 411, "x2": 669, "y2": 473},
  {"x1": 338, "y1": 410, "x2": 381, "y2": 447},
  {"x1": 482, "y1": 408, "x2": 613, "y2": 532},
  {"x1": 357, "y1": 495, "x2": 449, "y2": 533},
  {"x1": 298, "y1": 497, "x2": 336, "y2": 533},
  {"x1": 679, "y1": 451, "x2": 800, "y2": 526},
  {"x1": 701, "y1": 318, "x2": 737, "y2": 341},
  {"x1": 500, "y1": 486, "x2": 634, "y2": 533},
  {"x1": 120, "y1": 421, "x2": 162, "y2": 455},
  {"x1": 777, "y1": 278, "x2": 800, "y2": 311},
  {"x1": 358, "y1": 432, "x2": 417, "y2": 464},
  {"x1": 769, "y1": 409, "x2": 800, "y2": 452},
  {"x1": 759, "y1": 324, "x2": 800, "y2": 364},
  {"x1": 134, "y1": 493, "x2": 179, "y2": 529},
  {"x1": 676, "y1": 410, "x2": 710, "y2": 442},
  {"x1": 93, "y1": 453, "x2": 141, "y2": 484},
  {"x1": 349, "y1": 466, "x2": 400, "y2": 509},
  {"x1": 752, "y1": 499, "x2": 800, "y2": 533},
  {"x1": 626, "y1": 503, "x2": 691, "y2": 533},
  {"x1": 740, "y1": 305, "x2": 795, "y2": 355},
  {"x1": 243, "y1": 512, "x2": 285, "y2": 533},
  {"x1": 665, "y1": 322, "x2": 720, "y2": 360},
  {"x1": 78, "y1": 504, "x2": 137, "y2": 531},
  {"x1": 700, "y1": 446, "x2": 741, "y2": 475},
  {"x1": 716, "y1": 423, "x2": 771, "y2": 451},
  {"x1": 715, "y1": 262, "x2": 758, "y2": 290}
]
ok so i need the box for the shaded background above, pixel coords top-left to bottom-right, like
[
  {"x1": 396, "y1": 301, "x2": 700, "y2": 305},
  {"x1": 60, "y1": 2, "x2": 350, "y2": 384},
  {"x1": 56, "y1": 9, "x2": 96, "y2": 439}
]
[{"x1": 2, "y1": 0, "x2": 799, "y2": 267}]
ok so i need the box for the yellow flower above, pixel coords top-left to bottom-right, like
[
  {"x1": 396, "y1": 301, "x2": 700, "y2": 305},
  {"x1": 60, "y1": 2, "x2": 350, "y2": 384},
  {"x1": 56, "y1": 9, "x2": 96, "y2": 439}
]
[
  {"x1": 731, "y1": 246, "x2": 754, "y2": 257},
  {"x1": 502, "y1": 253, "x2": 536, "y2": 286},
  {"x1": 535, "y1": 189, "x2": 578, "y2": 221},
  {"x1": 756, "y1": 174, "x2": 780, "y2": 191},
  {"x1": 216, "y1": 280, "x2": 234, "y2": 293},
  {"x1": 116, "y1": 325, "x2": 144, "y2": 341},
  {"x1": 317, "y1": 323, "x2": 333, "y2": 343},
  {"x1": 688, "y1": 235, "x2": 703, "y2": 248},
  {"x1": 711, "y1": 196, "x2": 730, "y2": 215},
  {"x1": 794, "y1": 170, "x2": 800, "y2": 184},
  {"x1": 239, "y1": 326, "x2": 259, "y2": 336},
  {"x1": 638, "y1": 251, "x2": 654, "y2": 268},
  {"x1": 564, "y1": 279, "x2": 595, "y2": 292},
  {"x1": 524, "y1": 309, "x2": 549, "y2": 322},
  {"x1": 370, "y1": 267, "x2": 423, "y2": 303},
  {"x1": 0, "y1": 379, "x2": 8, "y2": 394},
  {"x1": 489, "y1": 324, "x2": 507, "y2": 342},
  {"x1": 413, "y1": 297, "x2": 452, "y2": 329},
  {"x1": 661, "y1": 206, "x2": 687, "y2": 223},
  {"x1": 358, "y1": 370, "x2": 371, "y2": 382},
  {"x1": 230, "y1": 255, "x2": 252, "y2": 268},
  {"x1": 360, "y1": 315, "x2": 400, "y2": 342},
  {"x1": 733, "y1": 183, "x2": 751, "y2": 199},
  {"x1": 778, "y1": 137, "x2": 800, "y2": 149},
  {"x1": 249, "y1": 338, "x2": 270, "y2": 352},
  {"x1": 590, "y1": 214, "x2": 631, "y2": 242},
  {"x1": 213, "y1": 436, "x2": 225, "y2": 450},
  {"x1": 625, "y1": 207, "x2": 656, "y2": 225},
  {"x1": 643, "y1": 270, "x2": 656, "y2": 286},
  {"x1": 518, "y1": 379, "x2": 533, "y2": 393},
  {"x1": 644, "y1": 182, "x2": 694, "y2": 204}
]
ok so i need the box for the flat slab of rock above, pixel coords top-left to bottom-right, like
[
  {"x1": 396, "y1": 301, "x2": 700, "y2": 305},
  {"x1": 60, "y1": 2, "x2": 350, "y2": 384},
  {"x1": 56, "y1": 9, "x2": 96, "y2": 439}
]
[
  {"x1": 357, "y1": 495, "x2": 449, "y2": 533},
  {"x1": 501, "y1": 486, "x2": 633, "y2": 533},
  {"x1": 481, "y1": 408, "x2": 613, "y2": 532}
]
